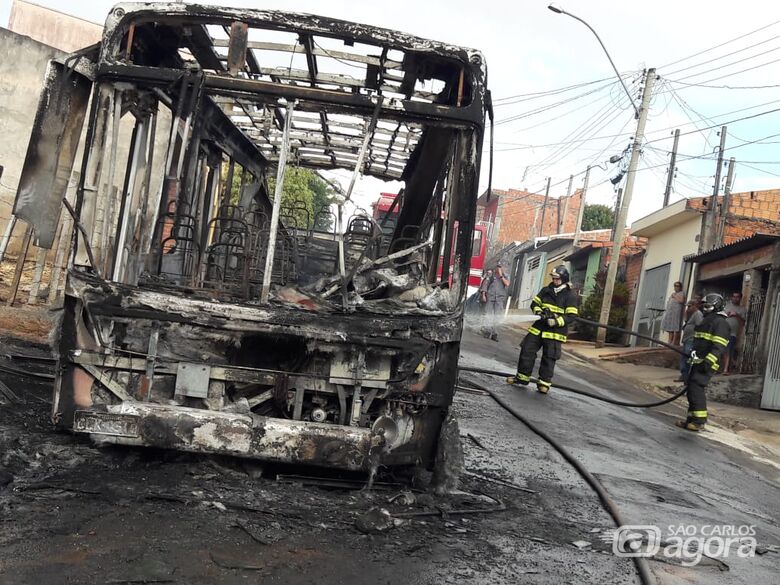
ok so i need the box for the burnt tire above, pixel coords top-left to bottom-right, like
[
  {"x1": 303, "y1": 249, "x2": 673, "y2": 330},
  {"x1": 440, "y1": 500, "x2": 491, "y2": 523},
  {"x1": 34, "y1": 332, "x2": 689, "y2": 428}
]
[{"x1": 431, "y1": 410, "x2": 464, "y2": 494}]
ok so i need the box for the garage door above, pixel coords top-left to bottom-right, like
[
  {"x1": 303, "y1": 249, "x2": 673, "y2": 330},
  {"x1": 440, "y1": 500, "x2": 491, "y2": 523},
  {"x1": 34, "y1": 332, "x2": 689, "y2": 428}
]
[{"x1": 635, "y1": 263, "x2": 670, "y2": 346}]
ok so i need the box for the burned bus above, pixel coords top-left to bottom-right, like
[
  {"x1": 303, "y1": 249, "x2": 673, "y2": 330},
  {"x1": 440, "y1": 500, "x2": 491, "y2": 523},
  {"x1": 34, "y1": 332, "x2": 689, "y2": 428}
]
[{"x1": 13, "y1": 3, "x2": 489, "y2": 473}]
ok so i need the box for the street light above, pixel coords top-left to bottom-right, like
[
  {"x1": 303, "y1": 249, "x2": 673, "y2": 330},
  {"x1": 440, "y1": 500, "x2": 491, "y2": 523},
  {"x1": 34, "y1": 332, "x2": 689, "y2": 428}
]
[
  {"x1": 547, "y1": 4, "x2": 639, "y2": 118},
  {"x1": 548, "y1": 4, "x2": 656, "y2": 348}
]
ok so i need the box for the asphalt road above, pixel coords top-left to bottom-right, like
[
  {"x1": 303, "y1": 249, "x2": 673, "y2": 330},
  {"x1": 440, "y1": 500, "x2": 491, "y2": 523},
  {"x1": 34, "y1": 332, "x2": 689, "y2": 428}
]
[
  {"x1": 457, "y1": 321, "x2": 780, "y2": 584},
  {"x1": 0, "y1": 325, "x2": 778, "y2": 585}
]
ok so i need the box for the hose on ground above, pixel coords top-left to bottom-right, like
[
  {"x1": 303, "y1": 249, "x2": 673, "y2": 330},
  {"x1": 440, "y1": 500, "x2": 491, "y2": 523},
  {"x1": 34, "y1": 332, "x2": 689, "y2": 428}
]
[
  {"x1": 458, "y1": 365, "x2": 688, "y2": 408},
  {"x1": 462, "y1": 376, "x2": 656, "y2": 585},
  {"x1": 573, "y1": 317, "x2": 688, "y2": 356}
]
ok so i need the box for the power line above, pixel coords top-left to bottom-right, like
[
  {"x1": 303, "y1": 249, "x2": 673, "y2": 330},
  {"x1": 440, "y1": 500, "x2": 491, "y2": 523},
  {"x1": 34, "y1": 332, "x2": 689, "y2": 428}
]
[
  {"x1": 647, "y1": 129, "x2": 780, "y2": 153},
  {"x1": 658, "y1": 18, "x2": 780, "y2": 69},
  {"x1": 665, "y1": 84, "x2": 757, "y2": 145},
  {"x1": 495, "y1": 80, "x2": 619, "y2": 125},
  {"x1": 664, "y1": 80, "x2": 780, "y2": 90},
  {"x1": 740, "y1": 162, "x2": 780, "y2": 178},
  {"x1": 662, "y1": 33, "x2": 780, "y2": 77},
  {"x1": 492, "y1": 76, "x2": 614, "y2": 104},
  {"x1": 669, "y1": 44, "x2": 780, "y2": 82},
  {"x1": 668, "y1": 56, "x2": 780, "y2": 87},
  {"x1": 526, "y1": 88, "x2": 635, "y2": 174},
  {"x1": 644, "y1": 105, "x2": 780, "y2": 146}
]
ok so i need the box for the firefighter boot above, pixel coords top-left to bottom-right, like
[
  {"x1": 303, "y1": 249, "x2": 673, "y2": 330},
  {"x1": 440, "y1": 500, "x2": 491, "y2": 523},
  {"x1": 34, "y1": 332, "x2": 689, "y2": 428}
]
[
  {"x1": 675, "y1": 420, "x2": 704, "y2": 432},
  {"x1": 507, "y1": 373, "x2": 530, "y2": 386},
  {"x1": 536, "y1": 380, "x2": 551, "y2": 394}
]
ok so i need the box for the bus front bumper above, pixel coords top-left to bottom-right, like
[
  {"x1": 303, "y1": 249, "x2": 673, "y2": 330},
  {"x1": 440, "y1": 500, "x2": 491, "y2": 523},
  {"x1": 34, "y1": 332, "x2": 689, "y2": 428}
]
[{"x1": 73, "y1": 402, "x2": 380, "y2": 472}]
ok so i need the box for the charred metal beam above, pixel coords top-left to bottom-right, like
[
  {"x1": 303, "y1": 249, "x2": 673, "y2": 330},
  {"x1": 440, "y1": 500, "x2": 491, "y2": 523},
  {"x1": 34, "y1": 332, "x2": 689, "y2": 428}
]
[
  {"x1": 300, "y1": 34, "x2": 318, "y2": 86},
  {"x1": 97, "y1": 64, "x2": 484, "y2": 127},
  {"x1": 102, "y1": 5, "x2": 481, "y2": 75},
  {"x1": 185, "y1": 24, "x2": 225, "y2": 71},
  {"x1": 319, "y1": 111, "x2": 338, "y2": 167},
  {"x1": 260, "y1": 100, "x2": 296, "y2": 303},
  {"x1": 13, "y1": 61, "x2": 91, "y2": 249},
  {"x1": 227, "y1": 21, "x2": 249, "y2": 76}
]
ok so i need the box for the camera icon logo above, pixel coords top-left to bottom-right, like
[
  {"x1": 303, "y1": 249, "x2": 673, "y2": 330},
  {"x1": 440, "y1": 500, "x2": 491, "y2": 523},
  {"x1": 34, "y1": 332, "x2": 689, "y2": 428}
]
[{"x1": 612, "y1": 525, "x2": 661, "y2": 557}]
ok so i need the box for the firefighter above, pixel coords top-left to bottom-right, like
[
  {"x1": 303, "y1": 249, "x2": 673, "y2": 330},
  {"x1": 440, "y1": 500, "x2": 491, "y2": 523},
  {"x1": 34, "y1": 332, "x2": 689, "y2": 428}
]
[
  {"x1": 676, "y1": 292, "x2": 730, "y2": 432},
  {"x1": 507, "y1": 265, "x2": 578, "y2": 394}
]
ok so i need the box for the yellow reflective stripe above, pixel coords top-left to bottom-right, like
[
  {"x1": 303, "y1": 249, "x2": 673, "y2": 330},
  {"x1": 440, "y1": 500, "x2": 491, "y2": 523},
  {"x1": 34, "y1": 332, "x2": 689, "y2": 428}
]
[
  {"x1": 689, "y1": 410, "x2": 708, "y2": 418},
  {"x1": 556, "y1": 316, "x2": 565, "y2": 327},
  {"x1": 565, "y1": 307, "x2": 579, "y2": 315},
  {"x1": 528, "y1": 327, "x2": 541, "y2": 336},
  {"x1": 541, "y1": 331, "x2": 567, "y2": 342},
  {"x1": 537, "y1": 379, "x2": 552, "y2": 387},
  {"x1": 542, "y1": 303, "x2": 565, "y2": 314},
  {"x1": 695, "y1": 331, "x2": 729, "y2": 347},
  {"x1": 704, "y1": 353, "x2": 718, "y2": 364},
  {"x1": 515, "y1": 373, "x2": 530, "y2": 381},
  {"x1": 532, "y1": 306, "x2": 543, "y2": 314},
  {"x1": 532, "y1": 296, "x2": 542, "y2": 304}
]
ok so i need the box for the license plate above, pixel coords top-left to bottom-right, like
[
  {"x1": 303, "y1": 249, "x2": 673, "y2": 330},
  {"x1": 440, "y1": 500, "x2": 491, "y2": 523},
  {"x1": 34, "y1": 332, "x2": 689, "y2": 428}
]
[{"x1": 73, "y1": 411, "x2": 140, "y2": 437}]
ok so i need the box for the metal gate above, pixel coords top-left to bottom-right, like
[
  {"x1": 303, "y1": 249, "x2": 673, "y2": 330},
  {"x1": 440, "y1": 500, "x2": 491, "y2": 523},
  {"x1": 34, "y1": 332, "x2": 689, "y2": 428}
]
[
  {"x1": 518, "y1": 253, "x2": 544, "y2": 308},
  {"x1": 761, "y1": 290, "x2": 780, "y2": 410},
  {"x1": 738, "y1": 290, "x2": 766, "y2": 374},
  {"x1": 635, "y1": 263, "x2": 670, "y2": 347}
]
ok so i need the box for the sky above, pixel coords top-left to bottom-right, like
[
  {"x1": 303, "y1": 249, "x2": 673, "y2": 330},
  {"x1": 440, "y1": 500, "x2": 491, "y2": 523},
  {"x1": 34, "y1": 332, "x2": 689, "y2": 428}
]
[{"x1": 2, "y1": 0, "x2": 780, "y2": 226}]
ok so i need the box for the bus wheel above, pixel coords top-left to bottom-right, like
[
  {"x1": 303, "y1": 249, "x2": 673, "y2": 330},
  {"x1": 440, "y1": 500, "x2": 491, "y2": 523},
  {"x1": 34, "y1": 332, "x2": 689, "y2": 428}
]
[{"x1": 431, "y1": 410, "x2": 464, "y2": 494}]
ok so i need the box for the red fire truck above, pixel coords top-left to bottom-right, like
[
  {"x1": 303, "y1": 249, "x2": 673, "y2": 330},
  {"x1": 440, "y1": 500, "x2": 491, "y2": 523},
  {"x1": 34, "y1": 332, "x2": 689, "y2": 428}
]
[{"x1": 372, "y1": 193, "x2": 487, "y2": 290}]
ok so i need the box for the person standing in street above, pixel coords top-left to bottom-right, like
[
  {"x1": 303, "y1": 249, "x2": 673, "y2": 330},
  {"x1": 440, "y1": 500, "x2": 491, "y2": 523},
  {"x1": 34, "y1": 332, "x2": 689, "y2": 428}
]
[
  {"x1": 483, "y1": 263, "x2": 509, "y2": 342},
  {"x1": 661, "y1": 281, "x2": 686, "y2": 345},
  {"x1": 677, "y1": 293, "x2": 730, "y2": 432},
  {"x1": 722, "y1": 291, "x2": 746, "y2": 375},
  {"x1": 507, "y1": 265, "x2": 578, "y2": 394},
  {"x1": 676, "y1": 296, "x2": 703, "y2": 382}
]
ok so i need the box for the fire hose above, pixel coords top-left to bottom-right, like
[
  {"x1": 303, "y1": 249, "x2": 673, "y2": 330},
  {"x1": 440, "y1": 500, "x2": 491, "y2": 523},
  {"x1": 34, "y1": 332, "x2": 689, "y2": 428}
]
[
  {"x1": 456, "y1": 316, "x2": 701, "y2": 585},
  {"x1": 459, "y1": 316, "x2": 692, "y2": 408},
  {"x1": 459, "y1": 376, "x2": 656, "y2": 585}
]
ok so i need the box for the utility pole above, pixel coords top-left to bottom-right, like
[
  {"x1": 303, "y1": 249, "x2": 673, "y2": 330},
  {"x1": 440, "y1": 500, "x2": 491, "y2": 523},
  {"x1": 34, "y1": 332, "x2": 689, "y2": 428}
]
[
  {"x1": 717, "y1": 157, "x2": 736, "y2": 246},
  {"x1": 611, "y1": 188, "x2": 623, "y2": 241},
  {"x1": 595, "y1": 68, "x2": 656, "y2": 347},
  {"x1": 662, "y1": 129, "x2": 680, "y2": 207},
  {"x1": 560, "y1": 174, "x2": 574, "y2": 233},
  {"x1": 699, "y1": 126, "x2": 727, "y2": 253},
  {"x1": 538, "y1": 176, "x2": 551, "y2": 238},
  {"x1": 572, "y1": 166, "x2": 590, "y2": 248}
]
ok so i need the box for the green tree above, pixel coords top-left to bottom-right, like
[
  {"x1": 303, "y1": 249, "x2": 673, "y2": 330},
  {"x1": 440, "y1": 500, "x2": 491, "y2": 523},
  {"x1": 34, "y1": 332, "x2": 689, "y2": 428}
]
[
  {"x1": 578, "y1": 269, "x2": 630, "y2": 343},
  {"x1": 267, "y1": 167, "x2": 336, "y2": 230},
  {"x1": 581, "y1": 204, "x2": 615, "y2": 231}
]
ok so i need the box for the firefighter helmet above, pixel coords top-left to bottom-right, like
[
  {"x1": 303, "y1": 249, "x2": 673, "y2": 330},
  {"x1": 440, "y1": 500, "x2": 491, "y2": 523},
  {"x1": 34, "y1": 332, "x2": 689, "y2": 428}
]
[
  {"x1": 550, "y1": 265, "x2": 570, "y2": 284},
  {"x1": 702, "y1": 293, "x2": 725, "y2": 313}
]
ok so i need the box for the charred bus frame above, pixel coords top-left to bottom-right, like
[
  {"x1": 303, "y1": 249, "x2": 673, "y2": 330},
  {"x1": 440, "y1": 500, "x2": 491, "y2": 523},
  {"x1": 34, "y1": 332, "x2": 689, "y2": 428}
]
[{"x1": 14, "y1": 3, "x2": 489, "y2": 472}]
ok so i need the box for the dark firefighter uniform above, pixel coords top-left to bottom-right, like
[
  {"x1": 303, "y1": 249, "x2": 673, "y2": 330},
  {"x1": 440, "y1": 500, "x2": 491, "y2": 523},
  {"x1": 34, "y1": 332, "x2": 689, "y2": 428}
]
[
  {"x1": 508, "y1": 267, "x2": 578, "y2": 393},
  {"x1": 678, "y1": 297, "x2": 730, "y2": 431}
]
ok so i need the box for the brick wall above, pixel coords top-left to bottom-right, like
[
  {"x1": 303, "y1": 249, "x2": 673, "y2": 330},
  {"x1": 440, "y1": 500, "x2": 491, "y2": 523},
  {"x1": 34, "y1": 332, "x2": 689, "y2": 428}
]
[
  {"x1": 686, "y1": 189, "x2": 780, "y2": 245},
  {"x1": 478, "y1": 187, "x2": 584, "y2": 248},
  {"x1": 623, "y1": 250, "x2": 646, "y2": 331}
]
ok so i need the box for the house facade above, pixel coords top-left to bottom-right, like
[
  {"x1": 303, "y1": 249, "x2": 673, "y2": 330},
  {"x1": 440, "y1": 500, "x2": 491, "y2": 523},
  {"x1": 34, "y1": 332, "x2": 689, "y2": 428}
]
[
  {"x1": 478, "y1": 187, "x2": 584, "y2": 254},
  {"x1": 631, "y1": 189, "x2": 780, "y2": 388},
  {"x1": 629, "y1": 199, "x2": 703, "y2": 343}
]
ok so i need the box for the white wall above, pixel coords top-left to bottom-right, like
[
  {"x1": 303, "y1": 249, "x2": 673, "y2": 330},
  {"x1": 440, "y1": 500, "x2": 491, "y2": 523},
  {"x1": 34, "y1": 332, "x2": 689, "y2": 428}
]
[
  {"x1": 641, "y1": 216, "x2": 701, "y2": 299},
  {"x1": 631, "y1": 215, "x2": 701, "y2": 345}
]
